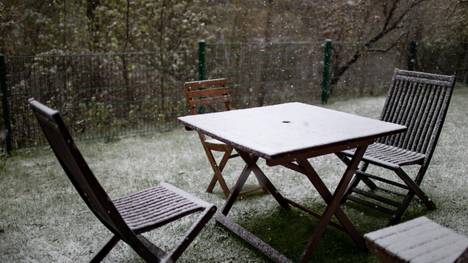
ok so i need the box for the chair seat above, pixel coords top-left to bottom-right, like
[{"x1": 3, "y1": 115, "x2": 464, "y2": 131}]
[
  {"x1": 113, "y1": 183, "x2": 206, "y2": 232},
  {"x1": 342, "y1": 143, "x2": 426, "y2": 169},
  {"x1": 204, "y1": 137, "x2": 233, "y2": 152}
]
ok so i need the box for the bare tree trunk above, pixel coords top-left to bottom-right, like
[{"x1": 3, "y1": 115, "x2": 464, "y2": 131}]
[
  {"x1": 462, "y1": 43, "x2": 468, "y2": 84},
  {"x1": 86, "y1": 0, "x2": 102, "y2": 92},
  {"x1": 121, "y1": 0, "x2": 132, "y2": 117},
  {"x1": 86, "y1": 0, "x2": 101, "y2": 51},
  {"x1": 159, "y1": 0, "x2": 166, "y2": 114},
  {"x1": 62, "y1": 0, "x2": 68, "y2": 50}
]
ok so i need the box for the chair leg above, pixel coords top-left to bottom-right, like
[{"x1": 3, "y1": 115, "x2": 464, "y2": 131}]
[
  {"x1": 238, "y1": 151, "x2": 290, "y2": 210},
  {"x1": 388, "y1": 191, "x2": 415, "y2": 225},
  {"x1": 202, "y1": 146, "x2": 231, "y2": 197},
  {"x1": 132, "y1": 235, "x2": 167, "y2": 261},
  {"x1": 206, "y1": 148, "x2": 232, "y2": 194},
  {"x1": 90, "y1": 235, "x2": 120, "y2": 263},
  {"x1": 394, "y1": 168, "x2": 436, "y2": 210},
  {"x1": 166, "y1": 205, "x2": 217, "y2": 262},
  {"x1": 387, "y1": 168, "x2": 435, "y2": 225},
  {"x1": 339, "y1": 159, "x2": 435, "y2": 224},
  {"x1": 357, "y1": 162, "x2": 378, "y2": 190},
  {"x1": 336, "y1": 154, "x2": 377, "y2": 191},
  {"x1": 341, "y1": 174, "x2": 362, "y2": 204},
  {"x1": 341, "y1": 161, "x2": 375, "y2": 204}
]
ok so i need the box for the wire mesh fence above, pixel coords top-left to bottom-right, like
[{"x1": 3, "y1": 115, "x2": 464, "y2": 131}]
[
  {"x1": 1, "y1": 51, "x2": 197, "y2": 150},
  {"x1": 205, "y1": 42, "x2": 324, "y2": 107},
  {"x1": 1, "y1": 40, "x2": 467, "y2": 153}
]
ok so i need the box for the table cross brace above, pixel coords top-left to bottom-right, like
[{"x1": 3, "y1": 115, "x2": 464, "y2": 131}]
[{"x1": 217, "y1": 145, "x2": 369, "y2": 263}]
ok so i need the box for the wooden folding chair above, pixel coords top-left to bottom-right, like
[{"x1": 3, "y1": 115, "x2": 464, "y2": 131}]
[
  {"x1": 29, "y1": 98, "x2": 216, "y2": 262},
  {"x1": 337, "y1": 69, "x2": 455, "y2": 225},
  {"x1": 184, "y1": 78, "x2": 262, "y2": 198}
]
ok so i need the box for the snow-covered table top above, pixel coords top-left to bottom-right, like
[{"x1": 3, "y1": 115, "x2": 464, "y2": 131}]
[{"x1": 178, "y1": 102, "x2": 406, "y2": 159}]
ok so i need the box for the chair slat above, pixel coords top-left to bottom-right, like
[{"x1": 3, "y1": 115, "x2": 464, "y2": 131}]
[
  {"x1": 401, "y1": 81, "x2": 425, "y2": 149},
  {"x1": 395, "y1": 75, "x2": 453, "y2": 86},
  {"x1": 184, "y1": 78, "x2": 232, "y2": 115},
  {"x1": 415, "y1": 85, "x2": 441, "y2": 153},
  {"x1": 184, "y1": 78, "x2": 227, "y2": 89},
  {"x1": 395, "y1": 69, "x2": 454, "y2": 82},
  {"x1": 342, "y1": 143, "x2": 425, "y2": 167},
  {"x1": 392, "y1": 79, "x2": 419, "y2": 147},
  {"x1": 421, "y1": 87, "x2": 447, "y2": 154},
  {"x1": 189, "y1": 95, "x2": 231, "y2": 107},
  {"x1": 382, "y1": 78, "x2": 409, "y2": 145},
  {"x1": 403, "y1": 82, "x2": 428, "y2": 151},
  {"x1": 410, "y1": 83, "x2": 437, "y2": 152},
  {"x1": 187, "y1": 87, "x2": 230, "y2": 98}
]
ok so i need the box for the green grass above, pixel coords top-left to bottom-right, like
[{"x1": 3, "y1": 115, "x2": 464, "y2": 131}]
[{"x1": 1, "y1": 87, "x2": 468, "y2": 262}]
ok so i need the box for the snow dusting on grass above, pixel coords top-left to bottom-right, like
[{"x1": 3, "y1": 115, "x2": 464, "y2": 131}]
[{"x1": 1, "y1": 87, "x2": 467, "y2": 262}]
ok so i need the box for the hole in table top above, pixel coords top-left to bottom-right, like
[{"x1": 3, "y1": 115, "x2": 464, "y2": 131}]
[{"x1": 282, "y1": 120, "x2": 291, "y2": 123}]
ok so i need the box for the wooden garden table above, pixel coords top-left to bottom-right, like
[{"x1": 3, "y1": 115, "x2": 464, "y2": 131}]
[{"x1": 178, "y1": 102, "x2": 406, "y2": 263}]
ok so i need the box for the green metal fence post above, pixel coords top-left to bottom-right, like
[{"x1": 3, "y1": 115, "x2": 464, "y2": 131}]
[
  {"x1": 0, "y1": 54, "x2": 12, "y2": 154},
  {"x1": 321, "y1": 39, "x2": 332, "y2": 104},
  {"x1": 198, "y1": 40, "x2": 206, "y2": 81}
]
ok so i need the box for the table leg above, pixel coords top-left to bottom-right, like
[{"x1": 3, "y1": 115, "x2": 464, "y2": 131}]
[
  {"x1": 217, "y1": 146, "x2": 368, "y2": 262},
  {"x1": 238, "y1": 151, "x2": 290, "y2": 210},
  {"x1": 206, "y1": 147, "x2": 233, "y2": 194},
  {"x1": 220, "y1": 155, "x2": 257, "y2": 215},
  {"x1": 216, "y1": 150, "x2": 293, "y2": 263},
  {"x1": 202, "y1": 143, "x2": 231, "y2": 197},
  {"x1": 296, "y1": 159, "x2": 365, "y2": 248},
  {"x1": 299, "y1": 145, "x2": 368, "y2": 263}
]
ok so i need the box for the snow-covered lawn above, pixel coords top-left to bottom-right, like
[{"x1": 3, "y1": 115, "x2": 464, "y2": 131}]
[{"x1": 1, "y1": 87, "x2": 467, "y2": 262}]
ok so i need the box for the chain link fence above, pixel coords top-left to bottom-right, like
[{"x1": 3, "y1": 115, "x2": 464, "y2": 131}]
[
  {"x1": 0, "y1": 51, "x2": 197, "y2": 151},
  {"x1": 204, "y1": 42, "x2": 324, "y2": 107}
]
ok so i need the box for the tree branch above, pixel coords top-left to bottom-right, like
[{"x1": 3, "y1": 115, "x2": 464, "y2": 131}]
[
  {"x1": 382, "y1": 0, "x2": 401, "y2": 31},
  {"x1": 124, "y1": 0, "x2": 130, "y2": 52},
  {"x1": 368, "y1": 32, "x2": 406, "y2": 53},
  {"x1": 330, "y1": 0, "x2": 427, "y2": 86}
]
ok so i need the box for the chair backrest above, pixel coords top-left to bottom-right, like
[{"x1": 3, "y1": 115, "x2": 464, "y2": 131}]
[
  {"x1": 28, "y1": 99, "x2": 132, "y2": 239},
  {"x1": 378, "y1": 69, "x2": 455, "y2": 160},
  {"x1": 184, "y1": 78, "x2": 231, "y2": 115}
]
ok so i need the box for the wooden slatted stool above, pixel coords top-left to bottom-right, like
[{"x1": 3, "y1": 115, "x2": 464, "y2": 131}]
[{"x1": 365, "y1": 217, "x2": 468, "y2": 263}]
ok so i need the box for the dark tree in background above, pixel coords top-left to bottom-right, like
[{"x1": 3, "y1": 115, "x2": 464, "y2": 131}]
[
  {"x1": 0, "y1": 0, "x2": 467, "y2": 95},
  {"x1": 328, "y1": 0, "x2": 428, "y2": 89}
]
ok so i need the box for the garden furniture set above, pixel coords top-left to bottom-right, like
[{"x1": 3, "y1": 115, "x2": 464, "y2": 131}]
[
  {"x1": 179, "y1": 100, "x2": 405, "y2": 262},
  {"x1": 30, "y1": 68, "x2": 466, "y2": 262}
]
